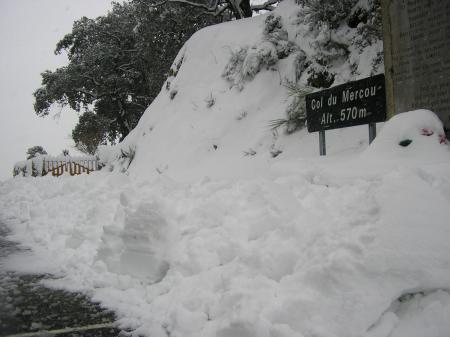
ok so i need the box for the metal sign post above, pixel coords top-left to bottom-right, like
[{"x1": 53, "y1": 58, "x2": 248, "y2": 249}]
[
  {"x1": 319, "y1": 130, "x2": 326, "y2": 156},
  {"x1": 368, "y1": 123, "x2": 376, "y2": 144}
]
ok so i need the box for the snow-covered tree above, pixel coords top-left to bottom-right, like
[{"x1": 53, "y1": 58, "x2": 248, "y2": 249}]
[
  {"x1": 34, "y1": 1, "x2": 220, "y2": 145},
  {"x1": 26, "y1": 146, "x2": 47, "y2": 160},
  {"x1": 145, "y1": 0, "x2": 279, "y2": 20},
  {"x1": 72, "y1": 111, "x2": 109, "y2": 155}
]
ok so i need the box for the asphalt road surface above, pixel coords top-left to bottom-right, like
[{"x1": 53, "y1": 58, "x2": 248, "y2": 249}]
[{"x1": 0, "y1": 222, "x2": 125, "y2": 337}]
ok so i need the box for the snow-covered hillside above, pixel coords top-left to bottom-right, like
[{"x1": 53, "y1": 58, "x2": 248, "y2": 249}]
[
  {"x1": 102, "y1": 0, "x2": 383, "y2": 181},
  {"x1": 1, "y1": 1, "x2": 450, "y2": 337}
]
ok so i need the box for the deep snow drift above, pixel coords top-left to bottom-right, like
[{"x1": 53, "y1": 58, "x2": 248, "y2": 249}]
[
  {"x1": 2, "y1": 110, "x2": 450, "y2": 337},
  {"x1": 2, "y1": 1, "x2": 450, "y2": 336}
]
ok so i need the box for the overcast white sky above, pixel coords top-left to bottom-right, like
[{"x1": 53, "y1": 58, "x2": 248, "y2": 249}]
[{"x1": 0, "y1": 0, "x2": 115, "y2": 181}]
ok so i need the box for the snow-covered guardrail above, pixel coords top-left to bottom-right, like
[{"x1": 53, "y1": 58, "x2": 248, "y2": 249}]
[
  {"x1": 41, "y1": 159, "x2": 98, "y2": 177},
  {"x1": 13, "y1": 156, "x2": 99, "y2": 177}
]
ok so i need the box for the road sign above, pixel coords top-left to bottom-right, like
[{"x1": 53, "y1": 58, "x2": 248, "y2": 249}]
[{"x1": 306, "y1": 74, "x2": 386, "y2": 133}]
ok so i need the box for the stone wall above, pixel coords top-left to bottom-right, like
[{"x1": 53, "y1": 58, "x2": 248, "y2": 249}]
[{"x1": 382, "y1": 0, "x2": 450, "y2": 130}]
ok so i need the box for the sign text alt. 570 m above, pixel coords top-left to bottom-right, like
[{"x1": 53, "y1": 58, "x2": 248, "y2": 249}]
[{"x1": 321, "y1": 106, "x2": 369, "y2": 125}]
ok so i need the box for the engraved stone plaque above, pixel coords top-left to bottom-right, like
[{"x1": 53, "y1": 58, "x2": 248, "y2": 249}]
[{"x1": 382, "y1": 0, "x2": 450, "y2": 130}]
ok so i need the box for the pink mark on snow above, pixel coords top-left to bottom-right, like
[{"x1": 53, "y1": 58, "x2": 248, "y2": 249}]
[
  {"x1": 421, "y1": 128, "x2": 434, "y2": 136},
  {"x1": 420, "y1": 128, "x2": 447, "y2": 144}
]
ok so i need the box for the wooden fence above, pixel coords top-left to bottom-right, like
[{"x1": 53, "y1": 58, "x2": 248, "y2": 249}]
[{"x1": 42, "y1": 159, "x2": 98, "y2": 177}]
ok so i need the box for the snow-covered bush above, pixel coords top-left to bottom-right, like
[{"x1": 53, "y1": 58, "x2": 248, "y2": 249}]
[
  {"x1": 292, "y1": 0, "x2": 382, "y2": 86},
  {"x1": 306, "y1": 60, "x2": 335, "y2": 88},
  {"x1": 263, "y1": 13, "x2": 284, "y2": 35},
  {"x1": 300, "y1": 22, "x2": 349, "y2": 88},
  {"x1": 222, "y1": 47, "x2": 247, "y2": 88},
  {"x1": 242, "y1": 42, "x2": 278, "y2": 77},
  {"x1": 166, "y1": 54, "x2": 184, "y2": 91},
  {"x1": 293, "y1": 51, "x2": 308, "y2": 82},
  {"x1": 118, "y1": 146, "x2": 136, "y2": 171},
  {"x1": 13, "y1": 161, "x2": 29, "y2": 177},
  {"x1": 205, "y1": 93, "x2": 215, "y2": 108},
  {"x1": 222, "y1": 42, "x2": 278, "y2": 90},
  {"x1": 14, "y1": 156, "x2": 44, "y2": 177},
  {"x1": 167, "y1": 55, "x2": 184, "y2": 78},
  {"x1": 347, "y1": 7, "x2": 368, "y2": 28},
  {"x1": 223, "y1": 14, "x2": 296, "y2": 89},
  {"x1": 95, "y1": 144, "x2": 136, "y2": 173},
  {"x1": 169, "y1": 89, "x2": 178, "y2": 100},
  {"x1": 352, "y1": 0, "x2": 383, "y2": 51},
  {"x1": 299, "y1": 0, "x2": 358, "y2": 29},
  {"x1": 263, "y1": 14, "x2": 297, "y2": 59},
  {"x1": 269, "y1": 81, "x2": 312, "y2": 133},
  {"x1": 26, "y1": 145, "x2": 47, "y2": 160}
]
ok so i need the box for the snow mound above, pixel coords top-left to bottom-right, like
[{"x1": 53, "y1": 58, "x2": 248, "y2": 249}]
[
  {"x1": 367, "y1": 290, "x2": 450, "y2": 337},
  {"x1": 97, "y1": 200, "x2": 171, "y2": 282},
  {"x1": 364, "y1": 109, "x2": 448, "y2": 161}
]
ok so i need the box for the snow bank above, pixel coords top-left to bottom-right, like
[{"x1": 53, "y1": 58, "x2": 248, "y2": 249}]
[
  {"x1": 364, "y1": 109, "x2": 448, "y2": 161},
  {"x1": 1, "y1": 110, "x2": 450, "y2": 337}
]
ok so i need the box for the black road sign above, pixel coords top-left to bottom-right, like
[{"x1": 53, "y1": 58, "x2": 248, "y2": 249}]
[{"x1": 306, "y1": 74, "x2": 386, "y2": 133}]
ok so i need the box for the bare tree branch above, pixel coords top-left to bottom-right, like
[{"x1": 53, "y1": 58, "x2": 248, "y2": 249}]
[
  {"x1": 149, "y1": 0, "x2": 242, "y2": 18},
  {"x1": 192, "y1": 3, "x2": 229, "y2": 18},
  {"x1": 81, "y1": 74, "x2": 101, "y2": 87},
  {"x1": 117, "y1": 62, "x2": 135, "y2": 71},
  {"x1": 128, "y1": 101, "x2": 147, "y2": 109},
  {"x1": 214, "y1": 3, "x2": 230, "y2": 16},
  {"x1": 251, "y1": 0, "x2": 278, "y2": 11},
  {"x1": 149, "y1": 0, "x2": 279, "y2": 19},
  {"x1": 75, "y1": 88, "x2": 98, "y2": 99},
  {"x1": 150, "y1": 0, "x2": 213, "y2": 12}
]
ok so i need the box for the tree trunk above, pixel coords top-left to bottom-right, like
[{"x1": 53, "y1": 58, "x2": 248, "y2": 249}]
[
  {"x1": 117, "y1": 100, "x2": 131, "y2": 141},
  {"x1": 240, "y1": 0, "x2": 252, "y2": 18},
  {"x1": 228, "y1": 0, "x2": 252, "y2": 19}
]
